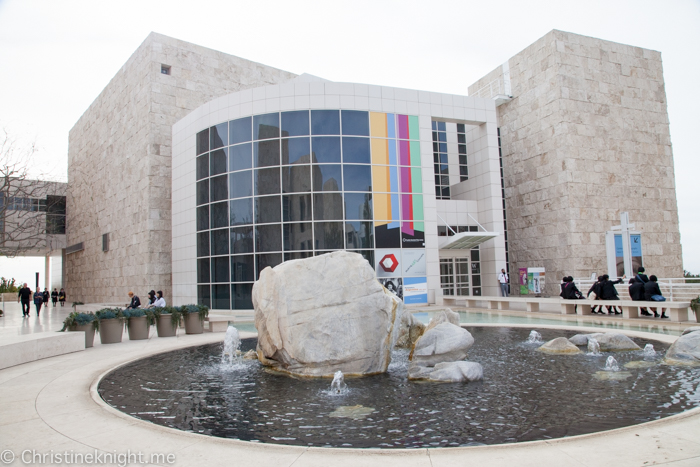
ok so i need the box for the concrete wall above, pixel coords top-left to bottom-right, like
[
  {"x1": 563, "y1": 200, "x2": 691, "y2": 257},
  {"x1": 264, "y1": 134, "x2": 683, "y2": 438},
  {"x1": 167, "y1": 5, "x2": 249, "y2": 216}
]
[
  {"x1": 66, "y1": 33, "x2": 296, "y2": 304},
  {"x1": 469, "y1": 30, "x2": 682, "y2": 295}
]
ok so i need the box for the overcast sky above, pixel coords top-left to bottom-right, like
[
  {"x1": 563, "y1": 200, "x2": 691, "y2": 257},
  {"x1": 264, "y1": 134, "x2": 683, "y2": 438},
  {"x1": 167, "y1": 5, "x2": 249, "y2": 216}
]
[{"x1": 1, "y1": 0, "x2": 698, "y2": 272}]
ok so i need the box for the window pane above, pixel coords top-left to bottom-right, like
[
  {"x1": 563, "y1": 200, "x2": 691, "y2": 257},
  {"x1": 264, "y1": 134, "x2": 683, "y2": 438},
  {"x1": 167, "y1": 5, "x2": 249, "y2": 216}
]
[
  {"x1": 255, "y1": 224, "x2": 282, "y2": 252},
  {"x1": 230, "y1": 117, "x2": 252, "y2": 145},
  {"x1": 282, "y1": 164, "x2": 311, "y2": 193},
  {"x1": 197, "y1": 258, "x2": 210, "y2": 283},
  {"x1": 254, "y1": 167, "x2": 280, "y2": 195},
  {"x1": 196, "y1": 154, "x2": 209, "y2": 180},
  {"x1": 197, "y1": 129, "x2": 209, "y2": 155},
  {"x1": 230, "y1": 226, "x2": 254, "y2": 254},
  {"x1": 211, "y1": 228, "x2": 229, "y2": 256},
  {"x1": 198, "y1": 285, "x2": 211, "y2": 308},
  {"x1": 254, "y1": 113, "x2": 280, "y2": 140},
  {"x1": 345, "y1": 221, "x2": 374, "y2": 249},
  {"x1": 313, "y1": 193, "x2": 343, "y2": 220},
  {"x1": 210, "y1": 148, "x2": 227, "y2": 176},
  {"x1": 256, "y1": 253, "x2": 282, "y2": 279},
  {"x1": 341, "y1": 110, "x2": 369, "y2": 136},
  {"x1": 282, "y1": 137, "x2": 310, "y2": 165},
  {"x1": 311, "y1": 110, "x2": 340, "y2": 135},
  {"x1": 284, "y1": 223, "x2": 313, "y2": 251},
  {"x1": 311, "y1": 137, "x2": 340, "y2": 163},
  {"x1": 284, "y1": 251, "x2": 313, "y2": 261},
  {"x1": 344, "y1": 193, "x2": 372, "y2": 220},
  {"x1": 312, "y1": 164, "x2": 342, "y2": 191},
  {"x1": 283, "y1": 194, "x2": 312, "y2": 222},
  {"x1": 375, "y1": 223, "x2": 401, "y2": 248},
  {"x1": 314, "y1": 222, "x2": 344, "y2": 250},
  {"x1": 212, "y1": 257, "x2": 230, "y2": 283},
  {"x1": 342, "y1": 137, "x2": 371, "y2": 164},
  {"x1": 196, "y1": 180, "x2": 209, "y2": 206},
  {"x1": 232, "y1": 283, "x2": 254, "y2": 310},
  {"x1": 210, "y1": 175, "x2": 228, "y2": 202},
  {"x1": 255, "y1": 140, "x2": 280, "y2": 167},
  {"x1": 231, "y1": 255, "x2": 255, "y2": 282},
  {"x1": 230, "y1": 143, "x2": 252, "y2": 171},
  {"x1": 229, "y1": 171, "x2": 252, "y2": 199},
  {"x1": 471, "y1": 249, "x2": 480, "y2": 261},
  {"x1": 210, "y1": 202, "x2": 229, "y2": 229},
  {"x1": 210, "y1": 122, "x2": 228, "y2": 149},
  {"x1": 230, "y1": 198, "x2": 253, "y2": 226},
  {"x1": 212, "y1": 284, "x2": 230, "y2": 309},
  {"x1": 197, "y1": 231, "x2": 209, "y2": 257},
  {"x1": 343, "y1": 165, "x2": 372, "y2": 192},
  {"x1": 197, "y1": 206, "x2": 209, "y2": 231},
  {"x1": 255, "y1": 196, "x2": 281, "y2": 224},
  {"x1": 281, "y1": 110, "x2": 309, "y2": 137}
]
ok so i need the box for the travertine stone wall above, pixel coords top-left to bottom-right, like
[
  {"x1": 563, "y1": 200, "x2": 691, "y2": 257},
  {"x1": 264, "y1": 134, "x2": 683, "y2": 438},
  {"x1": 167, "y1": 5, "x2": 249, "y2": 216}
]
[
  {"x1": 67, "y1": 33, "x2": 296, "y2": 304},
  {"x1": 468, "y1": 30, "x2": 682, "y2": 295}
]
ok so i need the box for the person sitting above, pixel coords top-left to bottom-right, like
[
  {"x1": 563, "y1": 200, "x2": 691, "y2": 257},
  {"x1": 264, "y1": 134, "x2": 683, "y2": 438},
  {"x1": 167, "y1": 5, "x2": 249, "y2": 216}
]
[
  {"x1": 145, "y1": 290, "x2": 157, "y2": 308},
  {"x1": 588, "y1": 276, "x2": 604, "y2": 314},
  {"x1": 126, "y1": 291, "x2": 141, "y2": 309},
  {"x1": 635, "y1": 266, "x2": 649, "y2": 284},
  {"x1": 644, "y1": 275, "x2": 667, "y2": 318},
  {"x1": 600, "y1": 274, "x2": 624, "y2": 315},
  {"x1": 153, "y1": 290, "x2": 166, "y2": 308},
  {"x1": 629, "y1": 277, "x2": 651, "y2": 316}
]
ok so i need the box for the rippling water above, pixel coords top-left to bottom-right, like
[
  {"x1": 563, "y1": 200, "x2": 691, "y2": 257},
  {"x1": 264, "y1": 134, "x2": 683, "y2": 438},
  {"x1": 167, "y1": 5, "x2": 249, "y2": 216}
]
[{"x1": 98, "y1": 327, "x2": 700, "y2": 448}]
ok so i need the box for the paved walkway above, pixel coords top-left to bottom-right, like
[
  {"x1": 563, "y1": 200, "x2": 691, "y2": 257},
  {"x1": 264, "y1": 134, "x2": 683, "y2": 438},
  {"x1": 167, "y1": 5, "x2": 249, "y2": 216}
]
[{"x1": 1, "y1": 322, "x2": 699, "y2": 466}]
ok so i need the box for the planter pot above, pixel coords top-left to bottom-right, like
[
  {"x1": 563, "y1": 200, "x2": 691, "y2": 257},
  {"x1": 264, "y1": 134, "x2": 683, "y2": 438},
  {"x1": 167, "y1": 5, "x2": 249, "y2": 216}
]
[
  {"x1": 69, "y1": 323, "x2": 95, "y2": 348},
  {"x1": 184, "y1": 313, "x2": 204, "y2": 334},
  {"x1": 156, "y1": 314, "x2": 177, "y2": 337},
  {"x1": 694, "y1": 309, "x2": 700, "y2": 323},
  {"x1": 128, "y1": 316, "x2": 149, "y2": 340},
  {"x1": 99, "y1": 318, "x2": 123, "y2": 344}
]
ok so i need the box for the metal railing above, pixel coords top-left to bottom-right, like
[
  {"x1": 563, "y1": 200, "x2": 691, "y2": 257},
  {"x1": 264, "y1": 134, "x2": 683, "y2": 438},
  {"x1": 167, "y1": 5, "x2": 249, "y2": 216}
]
[
  {"x1": 573, "y1": 278, "x2": 700, "y2": 302},
  {"x1": 471, "y1": 77, "x2": 508, "y2": 100}
]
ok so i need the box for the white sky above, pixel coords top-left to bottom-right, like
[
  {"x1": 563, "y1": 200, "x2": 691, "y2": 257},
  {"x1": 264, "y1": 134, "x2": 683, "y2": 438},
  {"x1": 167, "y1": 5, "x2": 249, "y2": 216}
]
[{"x1": 0, "y1": 0, "x2": 698, "y2": 272}]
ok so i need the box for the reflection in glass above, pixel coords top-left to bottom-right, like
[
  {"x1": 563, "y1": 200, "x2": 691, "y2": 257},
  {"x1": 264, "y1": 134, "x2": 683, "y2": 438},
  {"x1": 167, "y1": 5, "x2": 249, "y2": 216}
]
[
  {"x1": 341, "y1": 110, "x2": 369, "y2": 136},
  {"x1": 345, "y1": 221, "x2": 374, "y2": 249},
  {"x1": 210, "y1": 202, "x2": 229, "y2": 229},
  {"x1": 282, "y1": 165, "x2": 311, "y2": 193},
  {"x1": 212, "y1": 284, "x2": 230, "y2": 310},
  {"x1": 311, "y1": 110, "x2": 340, "y2": 135},
  {"x1": 230, "y1": 117, "x2": 252, "y2": 145},
  {"x1": 229, "y1": 171, "x2": 252, "y2": 199},
  {"x1": 231, "y1": 283, "x2": 254, "y2": 309},
  {"x1": 256, "y1": 253, "x2": 282, "y2": 279},
  {"x1": 314, "y1": 222, "x2": 344, "y2": 250},
  {"x1": 210, "y1": 148, "x2": 227, "y2": 176},
  {"x1": 211, "y1": 228, "x2": 229, "y2": 256},
  {"x1": 281, "y1": 111, "x2": 309, "y2": 137},
  {"x1": 255, "y1": 224, "x2": 282, "y2": 252},
  {"x1": 284, "y1": 252, "x2": 313, "y2": 261},
  {"x1": 210, "y1": 175, "x2": 228, "y2": 202},
  {"x1": 313, "y1": 193, "x2": 343, "y2": 220},
  {"x1": 230, "y1": 198, "x2": 253, "y2": 226},
  {"x1": 254, "y1": 168, "x2": 280, "y2": 195},
  {"x1": 197, "y1": 231, "x2": 209, "y2": 257},
  {"x1": 196, "y1": 154, "x2": 208, "y2": 180},
  {"x1": 254, "y1": 113, "x2": 280, "y2": 140},
  {"x1": 197, "y1": 258, "x2": 210, "y2": 283},
  {"x1": 197, "y1": 129, "x2": 209, "y2": 155},
  {"x1": 311, "y1": 137, "x2": 341, "y2": 163},
  {"x1": 343, "y1": 165, "x2": 372, "y2": 192},
  {"x1": 282, "y1": 194, "x2": 311, "y2": 222},
  {"x1": 254, "y1": 140, "x2": 280, "y2": 167},
  {"x1": 197, "y1": 180, "x2": 209, "y2": 206},
  {"x1": 312, "y1": 164, "x2": 341, "y2": 192},
  {"x1": 281, "y1": 137, "x2": 310, "y2": 165},
  {"x1": 197, "y1": 285, "x2": 211, "y2": 308},
  {"x1": 230, "y1": 226, "x2": 253, "y2": 254},
  {"x1": 284, "y1": 223, "x2": 313, "y2": 251},
  {"x1": 210, "y1": 123, "x2": 228, "y2": 149},
  {"x1": 344, "y1": 193, "x2": 372, "y2": 220},
  {"x1": 231, "y1": 255, "x2": 255, "y2": 282},
  {"x1": 342, "y1": 137, "x2": 371, "y2": 164},
  {"x1": 197, "y1": 206, "x2": 209, "y2": 231},
  {"x1": 230, "y1": 143, "x2": 252, "y2": 172},
  {"x1": 211, "y1": 257, "x2": 229, "y2": 283},
  {"x1": 255, "y1": 196, "x2": 281, "y2": 224}
]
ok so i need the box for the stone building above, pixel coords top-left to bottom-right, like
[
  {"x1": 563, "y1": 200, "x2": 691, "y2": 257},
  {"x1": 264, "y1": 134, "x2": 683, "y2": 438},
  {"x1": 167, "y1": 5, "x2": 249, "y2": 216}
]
[{"x1": 469, "y1": 30, "x2": 682, "y2": 295}]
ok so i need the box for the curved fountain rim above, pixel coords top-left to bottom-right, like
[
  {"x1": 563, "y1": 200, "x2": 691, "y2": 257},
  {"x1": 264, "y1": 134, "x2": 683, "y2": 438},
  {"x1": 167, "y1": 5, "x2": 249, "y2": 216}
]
[{"x1": 89, "y1": 324, "x2": 696, "y2": 452}]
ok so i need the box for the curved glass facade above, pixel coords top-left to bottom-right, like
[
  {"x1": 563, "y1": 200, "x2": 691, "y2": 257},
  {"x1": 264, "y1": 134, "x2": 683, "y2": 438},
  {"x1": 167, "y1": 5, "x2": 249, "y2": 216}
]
[{"x1": 196, "y1": 110, "x2": 427, "y2": 309}]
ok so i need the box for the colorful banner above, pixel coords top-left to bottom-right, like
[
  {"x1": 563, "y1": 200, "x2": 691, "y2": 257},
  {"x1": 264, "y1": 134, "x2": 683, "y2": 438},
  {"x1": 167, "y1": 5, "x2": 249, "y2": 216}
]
[
  {"x1": 519, "y1": 268, "x2": 528, "y2": 294},
  {"x1": 403, "y1": 277, "x2": 428, "y2": 304}
]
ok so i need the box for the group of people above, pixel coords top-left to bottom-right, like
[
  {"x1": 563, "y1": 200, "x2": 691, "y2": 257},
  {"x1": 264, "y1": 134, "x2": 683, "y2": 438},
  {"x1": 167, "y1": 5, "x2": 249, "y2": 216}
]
[
  {"x1": 125, "y1": 290, "x2": 166, "y2": 309},
  {"x1": 17, "y1": 283, "x2": 66, "y2": 317},
  {"x1": 559, "y1": 267, "x2": 667, "y2": 318}
]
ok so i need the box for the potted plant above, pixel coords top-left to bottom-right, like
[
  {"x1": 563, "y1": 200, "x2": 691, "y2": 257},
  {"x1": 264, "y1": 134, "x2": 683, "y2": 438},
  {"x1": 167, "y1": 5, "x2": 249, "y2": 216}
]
[
  {"x1": 181, "y1": 304, "x2": 209, "y2": 334},
  {"x1": 153, "y1": 306, "x2": 182, "y2": 338},
  {"x1": 122, "y1": 308, "x2": 154, "y2": 340},
  {"x1": 59, "y1": 311, "x2": 98, "y2": 348},
  {"x1": 691, "y1": 296, "x2": 700, "y2": 323},
  {"x1": 95, "y1": 308, "x2": 125, "y2": 344}
]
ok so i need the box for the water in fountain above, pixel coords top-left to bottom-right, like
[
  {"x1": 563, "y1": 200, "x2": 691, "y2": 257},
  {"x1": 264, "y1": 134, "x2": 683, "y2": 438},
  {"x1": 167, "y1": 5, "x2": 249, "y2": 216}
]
[
  {"x1": 222, "y1": 325, "x2": 241, "y2": 364},
  {"x1": 329, "y1": 370, "x2": 348, "y2": 395},
  {"x1": 587, "y1": 338, "x2": 601, "y2": 355},
  {"x1": 605, "y1": 356, "x2": 620, "y2": 372},
  {"x1": 526, "y1": 330, "x2": 543, "y2": 344},
  {"x1": 643, "y1": 343, "x2": 655, "y2": 357}
]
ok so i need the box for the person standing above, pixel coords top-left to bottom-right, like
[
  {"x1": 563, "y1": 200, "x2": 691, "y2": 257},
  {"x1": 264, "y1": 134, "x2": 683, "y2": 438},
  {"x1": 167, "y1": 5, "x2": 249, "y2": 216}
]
[
  {"x1": 17, "y1": 283, "x2": 32, "y2": 317},
  {"x1": 51, "y1": 288, "x2": 58, "y2": 307},
  {"x1": 59, "y1": 288, "x2": 66, "y2": 306},
  {"x1": 33, "y1": 288, "x2": 44, "y2": 316},
  {"x1": 498, "y1": 269, "x2": 509, "y2": 297},
  {"x1": 42, "y1": 288, "x2": 50, "y2": 308}
]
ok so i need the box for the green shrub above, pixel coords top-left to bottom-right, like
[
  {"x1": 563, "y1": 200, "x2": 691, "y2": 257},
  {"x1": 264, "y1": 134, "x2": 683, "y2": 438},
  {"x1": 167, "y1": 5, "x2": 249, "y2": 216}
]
[
  {"x1": 181, "y1": 303, "x2": 209, "y2": 322},
  {"x1": 59, "y1": 311, "x2": 97, "y2": 332}
]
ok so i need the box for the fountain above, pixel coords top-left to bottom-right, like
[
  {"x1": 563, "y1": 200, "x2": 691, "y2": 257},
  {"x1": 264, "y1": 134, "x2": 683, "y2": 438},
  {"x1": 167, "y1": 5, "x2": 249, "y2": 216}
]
[
  {"x1": 643, "y1": 343, "x2": 655, "y2": 357},
  {"x1": 587, "y1": 338, "x2": 601, "y2": 355},
  {"x1": 526, "y1": 330, "x2": 543, "y2": 344},
  {"x1": 604, "y1": 356, "x2": 620, "y2": 372},
  {"x1": 329, "y1": 370, "x2": 348, "y2": 395},
  {"x1": 221, "y1": 325, "x2": 241, "y2": 364}
]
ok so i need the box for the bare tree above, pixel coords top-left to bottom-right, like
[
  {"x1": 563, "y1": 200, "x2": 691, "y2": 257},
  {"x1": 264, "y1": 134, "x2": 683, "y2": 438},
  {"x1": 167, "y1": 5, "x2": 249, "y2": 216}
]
[{"x1": 0, "y1": 128, "x2": 66, "y2": 257}]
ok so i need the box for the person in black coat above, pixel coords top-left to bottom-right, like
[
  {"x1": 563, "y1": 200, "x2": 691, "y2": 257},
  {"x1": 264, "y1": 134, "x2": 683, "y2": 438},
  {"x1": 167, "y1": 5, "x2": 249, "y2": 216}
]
[
  {"x1": 635, "y1": 266, "x2": 649, "y2": 284},
  {"x1": 644, "y1": 275, "x2": 667, "y2": 318},
  {"x1": 600, "y1": 274, "x2": 624, "y2": 315},
  {"x1": 51, "y1": 288, "x2": 58, "y2": 307},
  {"x1": 126, "y1": 291, "x2": 141, "y2": 309},
  {"x1": 629, "y1": 277, "x2": 650, "y2": 316},
  {"x1": 17, "y1": 283, "x2": 32, "y2": 317},
  {"x1": 588, "y1": 276, "x2": 604, "y2": 314}
]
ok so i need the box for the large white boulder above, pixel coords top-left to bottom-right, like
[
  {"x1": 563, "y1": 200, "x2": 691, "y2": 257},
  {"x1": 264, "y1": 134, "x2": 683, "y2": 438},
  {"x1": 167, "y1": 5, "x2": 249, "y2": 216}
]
[
  {"x1": 568, "y1": 333, "x2": 641, "y2": 351},
  {"x1": 253, "y1": 251, "x2": 403, "y2": 377},
  {"x1": 410, "y1": 322, "x2": 474, "y2": 367},
  {"x1": 665, "y1": 329, "x2": 700, "y2": 365}
]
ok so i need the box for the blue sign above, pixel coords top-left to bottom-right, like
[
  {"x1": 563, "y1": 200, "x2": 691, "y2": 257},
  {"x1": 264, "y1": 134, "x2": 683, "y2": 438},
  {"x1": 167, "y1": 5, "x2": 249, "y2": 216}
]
[
  {"x1": 614, "y1": 234, "x2": 642, "y2": 257},
  {"x1": 403, "y1": 276, "x2": 428, "y2": 304}
]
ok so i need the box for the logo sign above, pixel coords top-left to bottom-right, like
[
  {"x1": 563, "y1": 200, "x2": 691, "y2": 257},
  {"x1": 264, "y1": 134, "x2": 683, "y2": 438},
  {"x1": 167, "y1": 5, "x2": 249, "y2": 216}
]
[{"x1": 379, "y1": 254, "x2": 399, "y2": 272}]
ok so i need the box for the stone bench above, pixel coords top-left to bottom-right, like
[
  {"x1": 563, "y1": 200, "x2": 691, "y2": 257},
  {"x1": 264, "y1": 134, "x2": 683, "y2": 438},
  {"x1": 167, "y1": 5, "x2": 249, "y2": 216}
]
[
  {"x1": 0, "y1": 332, "x2": 84, "y2": 370},
  {"x1": 206, "y1": 311, "x2": 255, "y2": 332},
  {"x1": 562, "y1": 299, "x2": 692, "y2": 322}
]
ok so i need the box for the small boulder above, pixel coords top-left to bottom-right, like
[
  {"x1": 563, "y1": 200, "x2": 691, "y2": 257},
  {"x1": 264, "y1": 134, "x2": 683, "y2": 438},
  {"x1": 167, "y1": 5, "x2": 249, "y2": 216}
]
[
  {"x1": 665, "y1": 330, "x2": 700, "y2": 365},
  {"x1": 410, "y1": 322, "x2": 474, "y2": 367},
  {"x1": 538, "y1": 337, "x2": 582, "y2": 355},
  {"x1": 395, "y1": 312, "x2": 426, "y2": 349},
  {"x1": 408, "y1": 361, "x2": 483, "y2": 383},
  {"x1": 425, "y1": 308, "x2": 460, "y2": 332},
  {"x1": 568, "y1": 333, "x2": 641, "y2": 351},
  {"x1": 681, "y1": 327, "x2": 700, "y2": 336}
]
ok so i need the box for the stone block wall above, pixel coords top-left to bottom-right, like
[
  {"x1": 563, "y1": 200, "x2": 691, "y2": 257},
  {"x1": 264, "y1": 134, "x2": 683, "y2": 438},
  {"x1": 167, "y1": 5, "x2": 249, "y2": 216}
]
[
  {"x1": 468, "y1": 30, "x2": 682, "y2": 295},
  {"x1": 66, "y1": 33, "x2": 296, "y2": 304}
]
